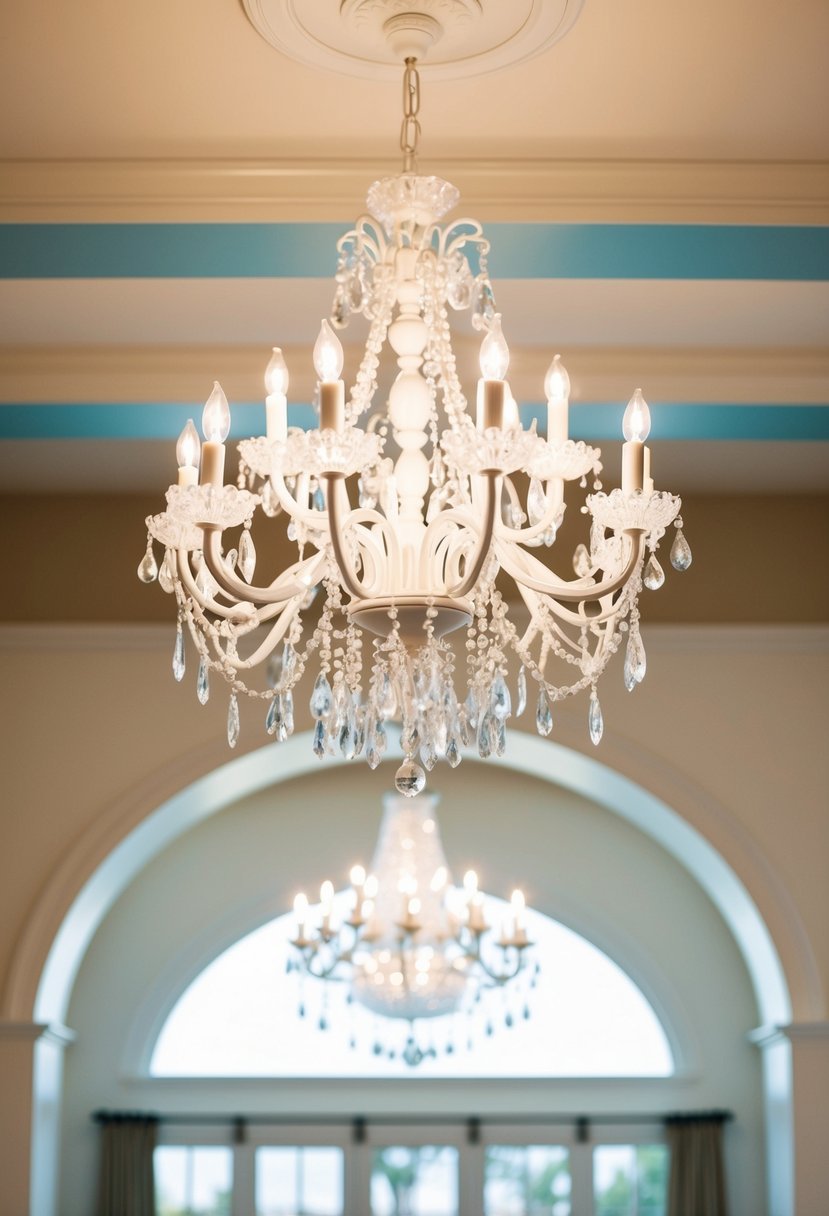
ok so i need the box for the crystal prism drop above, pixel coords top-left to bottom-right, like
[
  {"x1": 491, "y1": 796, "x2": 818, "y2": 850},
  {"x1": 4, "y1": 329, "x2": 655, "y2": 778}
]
[
  {"x1": 430, "y1": 447, "x2": 446, "y2": 489},
  {"x1": 464, "y1": 686, "x2": 479, "y2": 731},
  {"x1": 238, "y1": 530, "x2": 256, "y2": 582},
  {"x1": 261, "y1": 479, "x2": 281, "y2": 518},
  {"x1": 477, "y1": 712, "x2": 494, "y2": 759},
  {"x1": 495, "y1": 719, "x2": 507, "y2": 757},
  {"x1": 282, "y1": 641, "x2": 297, "y2": 685},
  {"x1": 446, "y1": 734, "x2": 462, "y2": 768},
  {"x1": 283, "y1": 690, "x2": 295, "y2": 735},
  {"x1": 196, "y1": 656, "x2": 209, "y2": 705},
  {"x1": 643, "y1": 553, "x2": 665, "y2": 590},
  {"x1": 527, "y1": 477, "x2": 546, "y2": 526},
  {"x1": 265, "y1": 697, "x2": 278, "y2": 735},
  {"x1": 158, "y1": 549, "x2": 176, "y2": 594},
  {"x1": 137, "y1": 548, "x2": 158, "y2": 584},
  {"x1": 490, "y1": 671, "x2": 511, "y2": 720},
  {"x1": 535, "y1": 688, "x2": 553, "y2": 737},
  {"x1": 310, "y1": 672, "x2": 333, "y2": 719},
  {"x1": 312, "y1": 718, "x2": 326, "y2": 758},
  {"x1": 172, "y1": 625, "x2": 186, "y2": 682},
  {"x1": 670, "y1": 529, "x2": 693, "y2": 571},
  {"x1": 225, "y1": 548, "x2": 238, "y2": 575},
  {"x1": 588, "y1": 690, "x2": 603, "y2": 746},
  {"x1": 624, "y1": 628, "x2": 647, "y2": 691},
  {"x1": 395, "y1": 760, "x2": 426, "y2": 798},
  {"x1": 227, "y1": 693, "x2": 240, "y2": 748},
  {"x1": 420, "y1": 736, "x2": 438, "y2": 771},
  {"x1": 516, "y1": 666, "x2": 527, "y2": 717}
]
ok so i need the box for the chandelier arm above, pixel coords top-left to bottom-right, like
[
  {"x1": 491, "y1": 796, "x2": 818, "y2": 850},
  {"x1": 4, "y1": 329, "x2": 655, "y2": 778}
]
[
  {"x1": 496, "y1": 479, "x2": 566, "y2": 544},
  {"x1": 176, "y1": 548, "x2": 246, "y2": 615},
  {"x1": 200, "y1": 526, "x2": 308, "y2": 605},
  {"x1": 441, "y1": 221, "x2": 488, "y2": 260},
  {"x1": 515, "y1": 583, "x2": 584, "y2": 659},
  {"x1": 446, "y1": 470, "x2": 499, "y2": 598},
  {"x1": 269, "y1": 469, "x2": 332, "y2": 530},
  {"x1": 220, "y1": 595, "x2": 307, "y2": 670},
  {"x1": 332, "y1": 484, "x2": 403, "y2": 594},
  {"x1": 322, "y1": 473, "x2": 376, "y2": 600},
  {"x1": 495, "y1": 530, "x2": 645, "y2": 606}
]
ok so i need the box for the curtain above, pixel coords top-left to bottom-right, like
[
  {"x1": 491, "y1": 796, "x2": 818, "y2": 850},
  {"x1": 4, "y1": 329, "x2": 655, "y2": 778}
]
[
  {"x1": 666, "y1": 1113, "x2": 728, "y2": 1216},
  {"x1": 96, "y1": 1113, "x2": 158, "y2": 1216}
]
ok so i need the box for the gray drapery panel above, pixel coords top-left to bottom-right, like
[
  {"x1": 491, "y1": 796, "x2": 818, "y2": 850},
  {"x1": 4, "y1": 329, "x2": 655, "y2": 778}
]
[
  {"x1": 96, "y1": 1113, "x2": 157, "y2": 1216},
  {"x1": 666, "y1": 1114, "x2": 728, "y2": 1216}
]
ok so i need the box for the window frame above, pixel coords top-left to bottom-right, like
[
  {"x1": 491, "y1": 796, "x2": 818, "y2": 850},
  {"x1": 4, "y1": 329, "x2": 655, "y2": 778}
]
[{"x1": 154, "y1": 1120, "x2": 668, "y2": 1216}]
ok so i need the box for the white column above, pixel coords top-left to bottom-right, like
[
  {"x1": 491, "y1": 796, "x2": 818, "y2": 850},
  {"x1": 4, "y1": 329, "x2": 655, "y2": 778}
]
[{"x1": 0, "y1": 1020, "x2": 75, "y2": 1216}]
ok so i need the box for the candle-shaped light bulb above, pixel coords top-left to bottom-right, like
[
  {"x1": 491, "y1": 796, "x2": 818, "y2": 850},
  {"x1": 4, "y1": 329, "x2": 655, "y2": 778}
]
[
  {"x1": 294, "y1": 892, "x2": 308, "y2": 918},
  {"x1": 313, "y1": 319, "x2": 344, "y2": 382},
  {"x1": 511, "y1": 889, "x2": 525, "y2": 914},
  {"x1": 503, "y1": 386, "x2": 520, "y2": 430},
  {"x1": 479, "y1": 315, "x2": 510, "y2": 381},
  {"x1": 622, "y1": 389, "x2": 651, "y2": 443},
  {"x1": 463, "y1": 869, "x2": 479, "y2": 895},
  {"x1": 265, "y1": 347, "x2": 289, "y2": 396},
  {"x1": 408, "y1": 897, "x2": 421, "y2": 918},
  {"x1": 176, "y1": 418, "x2": 200, "y2": 469},
  {"x1": 544, "y1": 354, "x2": 570, "y2": 402},
  {"x1": 350, "y1": 864, "x2": 366, "y2": 889},
  {"x1": 320, "y1": 879, "x2": 334, "y2": 906},
  {"x1": 202, "y1": 381, "x2": 231, "y2": 443}
]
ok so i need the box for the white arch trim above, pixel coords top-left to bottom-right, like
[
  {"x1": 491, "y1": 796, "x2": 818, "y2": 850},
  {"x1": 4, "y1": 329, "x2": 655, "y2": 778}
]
[{"x1": 3, "y1": 727, "x2": 816, "y2": 1032}]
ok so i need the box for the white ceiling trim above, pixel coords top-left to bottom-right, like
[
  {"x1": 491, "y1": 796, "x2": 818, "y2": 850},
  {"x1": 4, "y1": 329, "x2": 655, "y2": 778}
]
[{"x1": 2, "y1": 158, "x2": 827, "y2": 223}]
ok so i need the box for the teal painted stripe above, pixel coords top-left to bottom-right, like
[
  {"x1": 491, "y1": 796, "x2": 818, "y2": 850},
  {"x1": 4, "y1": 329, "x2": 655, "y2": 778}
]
[
  {"x1": 2, "y1": 404, "x2": 827, "y2": 442},
  {"x1": 0, "y1": 223, "x2": 827, "y2": 281}
]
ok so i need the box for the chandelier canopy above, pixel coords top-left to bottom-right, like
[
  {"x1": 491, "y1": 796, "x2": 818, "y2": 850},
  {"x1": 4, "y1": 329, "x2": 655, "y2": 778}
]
[
  {"x1": 288, "y1": 792, "x2": 536, "y2": 1067},
  {"x1": 139, "y1": 59, "x2": 691, "y2": 796}
]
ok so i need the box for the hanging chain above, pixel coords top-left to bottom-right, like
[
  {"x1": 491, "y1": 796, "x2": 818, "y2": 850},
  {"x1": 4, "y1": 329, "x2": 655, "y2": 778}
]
[{"x1": 400, "y1": 57, "x2": 421, "y2": 174}]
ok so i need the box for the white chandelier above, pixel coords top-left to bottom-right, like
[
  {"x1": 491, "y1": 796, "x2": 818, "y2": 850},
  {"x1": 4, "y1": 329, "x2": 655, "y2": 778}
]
[
  {"x1": 139, "y1": 59, "x2": 691, "y2": 797},
  {"x1": 287, "y1": 792, "x2": 536, "y2": 1067}
]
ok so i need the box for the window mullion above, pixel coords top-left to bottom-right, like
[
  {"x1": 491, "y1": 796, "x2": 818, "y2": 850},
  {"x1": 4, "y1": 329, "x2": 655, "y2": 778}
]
[
  {"x1": 569, "y1": 1140, "x2": 594, "y2": 1216},
  {"x1": 231, "y1": 1141, "x2": 255, "y2": 1216},
  {"x1": 458, "y1": 1140, "x2": 484, "y2": 1216}
]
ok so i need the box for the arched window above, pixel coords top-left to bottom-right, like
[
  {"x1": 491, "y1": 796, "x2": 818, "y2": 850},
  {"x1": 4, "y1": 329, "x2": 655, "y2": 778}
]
[{"x1": 151, "y1": 897, "x2": 673, "y2": 1078}]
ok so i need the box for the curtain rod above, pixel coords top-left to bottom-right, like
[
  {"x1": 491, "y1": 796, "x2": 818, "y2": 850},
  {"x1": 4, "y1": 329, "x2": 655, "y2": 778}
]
[{"x1": 92, "y1": 1109, "x2": 733, "y2": 1129}]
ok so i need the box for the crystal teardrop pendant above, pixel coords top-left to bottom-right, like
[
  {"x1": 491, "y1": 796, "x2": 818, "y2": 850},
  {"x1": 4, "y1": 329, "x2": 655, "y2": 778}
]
[
  {"x1": 573, "y1": 543, "x2": 591, "y2": 578},
  {"x1": 283, "y1": 690, "x2": 294, "y2": 735},
  {"x1": 588, "y1": 690, "x2": 603, "y2": 745},
  {"x1": 527, "y1": 477, "x2": 546, "y2": 526},
  {"x1": 312, "y1": 718, "x2": 326, "y2": 758},
  {"x1": 196, "y1": 656, "x2": 210, "y2": 704},
  {"x1": 535, "y1": 687, "x2": 553, "y2": 737},
  {"x1": 643, "y1": 553, "x2": 665, "y2": 590},
  {"x1": 137, "y1": 546, "x2": 158, "y2": 584},
  {"x1": 158, "y1": 549, "x2": 176, "y2": 594},
  {"x1": 310, "y1": 672, "x2": 333, "y2": 719},
  {"x1": 623, "y1": 627, "x2": 647, "y2": 691},
  {"x1": 395, "y1": 760, "x2": 426, "y2": 798},
  {"x1": 227, "y1": 693, "x2": 240, "y2": 748},
  {"x1": 670, "y1": 529, "x2": 693, "y2": 571},
  {"x1": 238, "y1": 529, "x2": 256, "y2": 582},
  {"x1": 516, "y1": 665, "x2": 527, "y2": 717},
  {"x1": 172, "y1": 624, "x2": 186, "y2": 682},
  {"x1": 446, "y1": 733, "x2": 462, "y2": 768},
  {"x1": 265, "y1": 696, "x2": 278, "y2": 735}
]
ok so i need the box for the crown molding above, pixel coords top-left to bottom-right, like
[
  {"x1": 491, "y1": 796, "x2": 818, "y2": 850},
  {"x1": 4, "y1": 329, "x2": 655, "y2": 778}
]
[
  {"x1": 1, "y1": 158, "x2": 827, "y2": 224},
  {"x1": 2, "y1": 344, "x2": 827, "y2": 407}
]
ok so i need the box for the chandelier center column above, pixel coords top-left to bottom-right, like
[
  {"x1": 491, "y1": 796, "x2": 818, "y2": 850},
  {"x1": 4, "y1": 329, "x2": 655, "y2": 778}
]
[{"x1": 387, "y1": 250, "x2": 432, "y2": 569}]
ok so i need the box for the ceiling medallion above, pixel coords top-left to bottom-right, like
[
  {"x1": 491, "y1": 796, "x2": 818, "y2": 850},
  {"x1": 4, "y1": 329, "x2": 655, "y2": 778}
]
[
  {"x1": 140, "y1": 55, "x2": 692, "y2": 795},
  {"x1": 242, "y1": 0, "x2": 586, "y2": 80}
]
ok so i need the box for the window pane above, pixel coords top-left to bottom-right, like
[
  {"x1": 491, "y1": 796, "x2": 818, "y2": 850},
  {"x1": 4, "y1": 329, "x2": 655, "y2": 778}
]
[
  {"x1": 154, "y1": 1146, "x2": 232, "y2": 1216},
  {"x1": 371, "y1": 1146, "x2": 458, "y2": 1216},
  {"x1": 485, "y1": 1145, "x2": 571, "y2": 1215},
  {"x1": 593, "y1": 1145, "x2": 668, "y2": 1216},
  {"x1": 256, "y1": 1146, "x2": 343, "y2": 1216}
]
